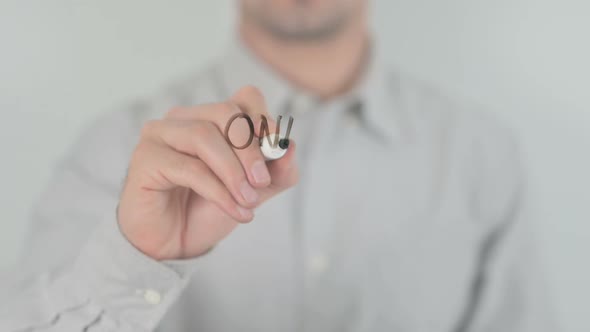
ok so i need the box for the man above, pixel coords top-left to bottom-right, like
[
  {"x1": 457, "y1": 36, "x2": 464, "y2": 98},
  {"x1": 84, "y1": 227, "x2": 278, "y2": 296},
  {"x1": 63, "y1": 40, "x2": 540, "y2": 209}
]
[{"x1": 0, "y1": 0, "x2": 555, "y2": 331}]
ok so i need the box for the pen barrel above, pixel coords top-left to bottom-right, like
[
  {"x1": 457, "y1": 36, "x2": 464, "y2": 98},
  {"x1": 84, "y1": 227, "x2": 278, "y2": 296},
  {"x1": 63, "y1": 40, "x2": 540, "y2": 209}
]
[{"x1": 260, "y1": 135, "x2": 288, "y2": 161}]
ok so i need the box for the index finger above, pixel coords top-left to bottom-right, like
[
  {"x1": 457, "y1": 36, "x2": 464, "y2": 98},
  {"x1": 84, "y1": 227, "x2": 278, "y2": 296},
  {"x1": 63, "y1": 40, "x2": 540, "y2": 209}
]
[{"x1": 229, "y1": 85, "x2": 278, "y2": 139}]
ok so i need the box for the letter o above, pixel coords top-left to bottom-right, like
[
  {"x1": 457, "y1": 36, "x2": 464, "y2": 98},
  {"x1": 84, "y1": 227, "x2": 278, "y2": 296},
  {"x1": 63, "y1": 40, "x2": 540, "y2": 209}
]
[{"x1": 224, "y1": 112, "x2": 255, "y2": 150}]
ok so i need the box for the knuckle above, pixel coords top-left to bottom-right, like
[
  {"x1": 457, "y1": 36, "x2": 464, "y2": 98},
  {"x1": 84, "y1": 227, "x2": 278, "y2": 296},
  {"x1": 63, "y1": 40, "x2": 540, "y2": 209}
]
[
  {"x1": 180, "y1": 158, "x2": 203, "y2": 177},
  {"x1": 219, "y1": 192, "x2": 237, "y2": 211},
  {"x1": 219, "y1": 101, "x2": 241, "y2": 117},
  {"x1": 227, "y1": 171, "x2": 247, "y2": 189},
  {"x1": 140, "y1": 120, "x2": 159, "y2": 137},
  {"x1": 129, "y1": 141, "x2": 153, "y2": 170},
  {"x1": 169, "y1": 157, "x2": 201, "y2": 186},
  {"x1": 165, "y1": 106, "x2": 184, "y2": 118},
  {"x1": 192, "y1": 121, "x2": 218, "y2": 140},
  {"x1": 133, "y1": 140, "x2": 152, "y2": 157},
  {"x1": 239, "y1": 85, "x2": 264, "y2": 100}
]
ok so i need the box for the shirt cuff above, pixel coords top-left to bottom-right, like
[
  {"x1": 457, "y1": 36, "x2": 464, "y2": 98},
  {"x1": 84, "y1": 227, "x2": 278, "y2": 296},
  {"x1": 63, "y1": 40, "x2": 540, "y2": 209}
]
[{"x1": 50, "y1": 213, "x2": 196, "y2": 329}]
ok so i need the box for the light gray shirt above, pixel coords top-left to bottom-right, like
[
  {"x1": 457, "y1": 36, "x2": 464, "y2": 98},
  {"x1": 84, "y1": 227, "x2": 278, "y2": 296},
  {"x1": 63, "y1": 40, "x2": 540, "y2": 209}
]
[{"x1": 0, "y1": 38, "x2": 556, "y2": 331}]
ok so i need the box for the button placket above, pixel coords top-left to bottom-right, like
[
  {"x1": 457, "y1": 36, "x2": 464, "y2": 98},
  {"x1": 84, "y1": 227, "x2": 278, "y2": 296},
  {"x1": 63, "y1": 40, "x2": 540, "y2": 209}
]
[{"x1": 308, "y1": 253, "x2": 330, "y2": 276}]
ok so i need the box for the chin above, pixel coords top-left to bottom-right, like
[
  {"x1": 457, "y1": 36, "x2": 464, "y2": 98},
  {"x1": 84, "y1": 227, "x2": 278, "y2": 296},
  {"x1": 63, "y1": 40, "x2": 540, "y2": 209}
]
[{"x1": 243, "y1": 0, "x2": 361, "y2": 40}]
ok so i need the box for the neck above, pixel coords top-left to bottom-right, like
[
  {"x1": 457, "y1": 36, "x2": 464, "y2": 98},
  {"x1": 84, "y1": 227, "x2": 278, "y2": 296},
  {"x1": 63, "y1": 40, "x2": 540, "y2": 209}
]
[{"x1": 239, "y1": 11, "x2": 370, "y2": 99}]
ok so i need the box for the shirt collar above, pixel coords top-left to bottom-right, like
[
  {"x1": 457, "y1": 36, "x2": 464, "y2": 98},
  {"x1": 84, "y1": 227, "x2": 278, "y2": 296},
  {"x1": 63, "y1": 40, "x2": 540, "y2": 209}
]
[
  {"x1": 348, "y1": 40, "x2": 400, "y2": 143},
  {"x1": 216, "y1": 35, "x2": 400, "y2": 143},
  {"x1": 217, "y1": 36, "x2": 293, "y2": 119}
]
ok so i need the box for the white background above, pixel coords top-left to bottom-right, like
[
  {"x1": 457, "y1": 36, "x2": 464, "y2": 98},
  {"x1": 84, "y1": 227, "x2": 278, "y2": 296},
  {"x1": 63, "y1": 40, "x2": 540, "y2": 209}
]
[{"x1": 0, "y1": 1, "x2": 588, "y2": 330}]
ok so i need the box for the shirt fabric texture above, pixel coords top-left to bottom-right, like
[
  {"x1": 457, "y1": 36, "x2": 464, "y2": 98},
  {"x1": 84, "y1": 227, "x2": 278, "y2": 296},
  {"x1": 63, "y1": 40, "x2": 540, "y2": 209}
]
[{"x1": 0, "y1": 38, "x2": 556, "y2": 331}]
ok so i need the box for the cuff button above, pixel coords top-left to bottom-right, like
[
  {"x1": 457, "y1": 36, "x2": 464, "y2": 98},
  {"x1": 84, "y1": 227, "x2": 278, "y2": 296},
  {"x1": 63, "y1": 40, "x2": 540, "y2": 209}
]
[{"x1": 143, "y1": 289, "x2": 162, "y2": 305}]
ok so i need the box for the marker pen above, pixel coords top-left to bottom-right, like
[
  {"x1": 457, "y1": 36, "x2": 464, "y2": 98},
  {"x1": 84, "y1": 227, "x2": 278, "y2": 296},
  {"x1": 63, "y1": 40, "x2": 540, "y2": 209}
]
[
  {"x1": 259, "y1": 114, "x2": 293, "y2": 161},
  {"x1": 260, "y1": 135, "x2": 290, "y2": 161}
]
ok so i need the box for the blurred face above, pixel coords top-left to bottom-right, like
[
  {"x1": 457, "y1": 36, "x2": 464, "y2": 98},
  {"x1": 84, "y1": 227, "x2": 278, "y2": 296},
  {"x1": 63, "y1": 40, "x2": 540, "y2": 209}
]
[{"x1": 240, "y1": 0, "x2": 366, "y2": 41}]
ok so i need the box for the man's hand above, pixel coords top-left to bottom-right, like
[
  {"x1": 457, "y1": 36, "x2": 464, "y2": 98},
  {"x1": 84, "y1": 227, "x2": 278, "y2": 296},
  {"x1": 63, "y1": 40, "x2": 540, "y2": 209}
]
[{"x1": 117, "y1": 86, "x2": 299, "y2": 260}]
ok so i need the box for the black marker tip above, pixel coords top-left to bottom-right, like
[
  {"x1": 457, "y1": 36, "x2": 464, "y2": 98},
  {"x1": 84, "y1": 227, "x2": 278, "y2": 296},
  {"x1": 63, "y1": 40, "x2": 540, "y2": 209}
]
[{"x1": 278, "y1": 138, "x2": 290, "y2": 149}]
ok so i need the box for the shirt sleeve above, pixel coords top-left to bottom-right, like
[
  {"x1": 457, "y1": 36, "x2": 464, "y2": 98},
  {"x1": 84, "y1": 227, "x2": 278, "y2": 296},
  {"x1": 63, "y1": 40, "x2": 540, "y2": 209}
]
[
  {"x1": 0, "y1": 110, "x2": 195, "y2": 331},
  {"x1": 1, "y1": 214, "x2": 193, "y2": 331}
]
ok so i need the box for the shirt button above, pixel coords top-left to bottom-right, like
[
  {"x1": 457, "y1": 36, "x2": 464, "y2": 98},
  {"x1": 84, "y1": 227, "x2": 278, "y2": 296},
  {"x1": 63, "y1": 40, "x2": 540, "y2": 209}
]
[
  {"x1": 143, "y1": 289, "x2": 162, "y2": 305},
  {"x1": 308, "y1": 254, "x2": 330, "y2": 275}
]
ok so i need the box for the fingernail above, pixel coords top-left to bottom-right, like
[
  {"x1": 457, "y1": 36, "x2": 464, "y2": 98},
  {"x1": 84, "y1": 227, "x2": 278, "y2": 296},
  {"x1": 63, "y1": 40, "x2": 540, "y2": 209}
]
[
  {"x1": 251, "y1": 160, "x2": 271, "y2": 184},
  {"x1": 237, "y1": 206, "x2": 253, "y2": 219},
  {"x1": 240, "y1": 181, "x2": 259, "y2": 204}
]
